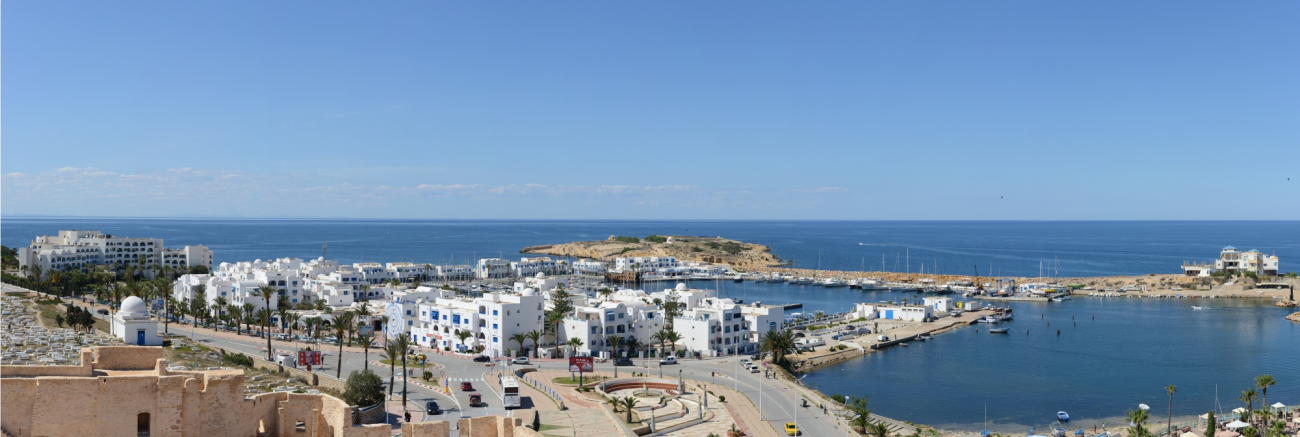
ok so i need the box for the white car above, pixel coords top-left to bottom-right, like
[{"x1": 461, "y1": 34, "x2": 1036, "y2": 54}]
[
  {"x1": 749, "y1": 366, "x2": 760, "y2": 373},
  {"x1": 659, "y1": 356, "x2": 677, "y2": 365},
  {"x1": 512, "y1": 357, "x2": 530, "y2": 365}
]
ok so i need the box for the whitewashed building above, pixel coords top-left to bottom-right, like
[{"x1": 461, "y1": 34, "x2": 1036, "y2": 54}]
[
  {"x1": 1182, "y1": 246, "x2": 1280, "y2": 277},
  {"x1": 476, "y1": 258, "x2": 511, "y2": 279},
  {"x1": 17, "y1": 230, "x2": 213, "y2": 273}
]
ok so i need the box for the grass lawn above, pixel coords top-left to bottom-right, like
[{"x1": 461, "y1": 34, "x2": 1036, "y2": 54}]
[
  {"x1": 550, "y1": 376, "x2": 607, "y2": 385},
  {"x1": 377, "y1": 359, "x2": 435, "y2": 369}
]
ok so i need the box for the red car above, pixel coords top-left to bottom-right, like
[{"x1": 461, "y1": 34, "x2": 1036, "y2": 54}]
[{"x1": 460, "y1": 382, "x2": 473, "y2": 391}]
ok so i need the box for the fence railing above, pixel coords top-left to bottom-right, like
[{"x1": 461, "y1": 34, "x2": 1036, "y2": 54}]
[{"x1": 514, "y1": 370, "x2": 563, "y2": 405}]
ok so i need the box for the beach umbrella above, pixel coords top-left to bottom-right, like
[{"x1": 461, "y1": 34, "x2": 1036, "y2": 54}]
[
  {"x1": 1226, "y1": 421, "x2": 1250, "y2": 430},
  {"x1": 982, "y1": 431, "x2": 991, "y2": 436},
  {"x1": 1232, "y1": 408, "x2": 1246, "y2": 414},
  {"x1": 1271, "y1": 402, "x2": 1286, "y2": 410},
  {"x1": 1139, "y1": 404, "x2": 1151, "y2": 411}
]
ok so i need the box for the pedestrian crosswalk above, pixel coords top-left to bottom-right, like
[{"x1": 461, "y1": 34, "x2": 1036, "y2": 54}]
[{"x1": 446, "y1": 378, "x2": 483, "y2": 382}]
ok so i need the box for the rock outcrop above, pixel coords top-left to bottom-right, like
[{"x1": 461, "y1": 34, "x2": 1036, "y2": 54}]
[{"x1": 521, "y1": 235, "x2": 780, "y2": 270}]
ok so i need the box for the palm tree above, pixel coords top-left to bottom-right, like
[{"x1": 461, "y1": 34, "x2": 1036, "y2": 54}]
[
  {"x1": 111, "y1": 282, "x2": 125, "y2": 314},
  {"x1": 623, "y1": 337, "x2": 642, "y2": 360},
  {"x1": 395, "y1": 336, "x2": 412, "y2": 409},
  {"x1": 1255, "y1": 375, "x2": 1275, "y2": 425},
  {"x1": 848, "y1": 396, "x2": 871, "y2": 431},
  {"x1": 566, "y1": 337, "x2": 584, "y2": 357},
  {"x1": 599, "y1": 287, "x2": 613, "y2": 302},
  {"x1": 1166, "y1": 385, "x2": 1177, "y2": 437},
  {"x1": 228, "y1": 306, "x2": 243, "y2": 335},
  {"x1": 214, "y1": 296, "x2": 229, "y2": 316},
  {"x1": 336, "y1": 312, "x2": 356, "y2": 347},
  {"x1": 332, "y1": 312, "x2": 353, "y2": 379},
  {"x1": 381, "y1": 340, "x2": 404, "y2": 402},
  {"x1": 1127, "y1": 408, "x2": 1152, "y2": 437},
  {"x1": 869, "y1": 422, "x2": 890, "y2": 437},
  {"x1": 276, "y1": 296, "x2": 291, "y2": 333},
  {"x1": 258, "y1": 307, "x2": 274, "y2": 355},
  {"x1": 510, "y1": 333, "x2": 528, "y2": 357},
  {"x1": 526, "y1": 330, "x2": 542, "y2": 359},
  {"x1": 285, "y1": 312, "x2": 302, "y2": 349},
  {"x1": 156, "y1": 281, "x2": 173, "y2": 334},
  {"x1": 1240, "y1": 389, "x2": 1257, "y2": 421},
  {"x1": 760, "y1": 329, "x2": 798, "y2": 367},
  {"x1": 455, "y1": 330, "x2": 473, "y2": 353},
  {"x1": 618, "y1": 396, "x2": 638, "y2": 423},
  {"x1": 652, "y1": 330, "x2": 668, "y2": 357},
  {"x1": 663, "y1": 331, "x2": 682, "y2": 355},
  {"x1": 358, "y1": 333, "x2": 376, "y2": 371},
  {"x1": 242, "y1": 303, "x2": 255, "y2": 333},
  {"x1": 606, "y1": 335, "x2": 623, "y2": 358},
  {"x1": 255, "y1": 285, "x2": 278, "y2": 360}
]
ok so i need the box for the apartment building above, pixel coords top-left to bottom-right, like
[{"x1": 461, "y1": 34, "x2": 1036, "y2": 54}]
[{"x1": 17, "y1": 230, "x2": 212, "y2": 273}]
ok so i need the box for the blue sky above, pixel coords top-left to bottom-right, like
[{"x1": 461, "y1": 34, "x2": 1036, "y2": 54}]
[{"x1": 4, "y1": 1, "x2": 1298, "y2": 219}]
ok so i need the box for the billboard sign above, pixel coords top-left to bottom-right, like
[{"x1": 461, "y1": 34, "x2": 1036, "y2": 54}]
[
  {"x1": 297, "y1": 350, "x2": 322, "y2": 366},
  {"x1": 568, "y1": 356, "x2": 594, "y2": 373}
]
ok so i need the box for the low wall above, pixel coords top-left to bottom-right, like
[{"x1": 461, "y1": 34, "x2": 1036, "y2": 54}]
[
  {"x1": 95, "y1": 345, "x2": 165, "y2": 370},
  {"x1": 0, "y1": 350, "x2": 94, "y2": 377},
  {"x1": 353, "y1": 401, "x2": 386, "y2": 425},
  {"x1": 212, "y1": 346, "x2": 347, "y2": 392}
]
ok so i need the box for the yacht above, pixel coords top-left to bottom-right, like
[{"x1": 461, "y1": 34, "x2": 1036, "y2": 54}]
[{"x1": 819, "y1": 278, "x2": 847, "y2": 287}]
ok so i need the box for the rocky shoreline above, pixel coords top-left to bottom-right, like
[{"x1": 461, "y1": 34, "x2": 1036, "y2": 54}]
[{"x1": 522, "y1": 235, "x2": 780, "y2": 270}]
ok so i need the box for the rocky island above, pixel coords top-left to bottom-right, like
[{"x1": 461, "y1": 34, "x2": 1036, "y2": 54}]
[{"x1": 521, "y1": 235, "x2": 781, "y2": 270}]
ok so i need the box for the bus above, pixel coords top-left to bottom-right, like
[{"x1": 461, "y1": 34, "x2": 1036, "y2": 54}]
[{"x1": 501, "y1": 376, "x2": 521, "y2": 409}]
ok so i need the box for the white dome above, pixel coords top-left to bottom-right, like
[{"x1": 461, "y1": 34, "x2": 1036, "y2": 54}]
[
  {"x1": 120, "y1": 296, "x2": 149, "y2": 318},
  {"x1": 675, "y1": 283, "x2": 688, "y2": 291},
  {"x1": 521, "y1": 288, "x2": 537, "y2": 296},
  {"x1": 535, "y1": 272, "x2": 547, "y2": 279}
]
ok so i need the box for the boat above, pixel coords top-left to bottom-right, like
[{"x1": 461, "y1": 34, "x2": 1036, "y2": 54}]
[
  {"x1": 1191, "y1": 306, "x2": 1203, "y2": 310},
  {"x1": 817, "y1": 278, "x2": 847, "y2": 287},
  {"x1": 1058, "y1": 411, "x2": 1070, "y2": 422},
  {"x1": 989, "y1": 328, "x2": 1009, "y2": 334}
]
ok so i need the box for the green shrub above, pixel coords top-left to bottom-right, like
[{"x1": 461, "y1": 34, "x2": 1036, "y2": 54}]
[
  {"x1": 831, "y1": 394, "x2": 846, "y2": 404},
  {"x1": 614, "y1": 236, "x2": 640, "y2": 244},
  {"x1": 717, "y1": 395, "x2": 725, "y2": 402},
  {"x1": 645, "y1": 235, "x2": 668, "y2": 243},
  {"x1": 342, "y1": 369, "x2": 385, "y2": 406},
  {"x1": 221, "y1": 353, "x2": 254, "y2": 367}
]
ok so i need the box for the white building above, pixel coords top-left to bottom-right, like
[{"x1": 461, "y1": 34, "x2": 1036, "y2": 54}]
[
  {"x1": 476, "y1": 258, "x2": 511, "y2": 280},
  {"x1": 614, "y1": 257, "x2": 680, "y2": 272},
  {"x1": 513, "y1": 272, "x2": 569, "y2": 294},
  {"x1": 510, "y1": 257, "x2": 565, "y2": 278},
  {"x1": 17, "y1": 230, "x2": 213, "y2": 273},
  {"x1": 849, "y1": 303, "x2": 932, "y2": 322},
  {"x1": 739, "y1": 302, "x2": 785, "y2": 343},
  {"x1": 674, "y1": 297, "x2": 756, "y2": 357},
  {"x1": 572, "y1": 259, "x2": 606, "y2": 275},
  {"x1": 560, "y1": 299, "x2": 665, "y2": 359},
  {"x1": 112, "y1": 296, "x2": 161, "y2": 346},
  {"x1": 922, "y1": 297, "x2": 954, "y2": 313},
  {"x1": 409, "y1": 291, "x2": 546, "y2": 357},
  {"x1": 1182, "y1": 246, "x2": 1280, "y2": 277}
]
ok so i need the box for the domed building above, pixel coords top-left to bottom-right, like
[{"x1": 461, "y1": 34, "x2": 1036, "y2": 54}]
[{"x1": 112, "y1": 295, "x2": 161, "y2": 345}]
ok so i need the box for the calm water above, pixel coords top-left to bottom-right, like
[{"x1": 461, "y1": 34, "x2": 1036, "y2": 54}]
[{"x1": 3, "y1": 218, "x2": 1297, "y2": 429}]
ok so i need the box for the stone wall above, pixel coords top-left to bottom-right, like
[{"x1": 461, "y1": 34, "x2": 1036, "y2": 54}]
[
  {"x1": 0, "y1": 350, "x2": 94, "y2": 377},
  {"x1": 0, "y1": 346, "x2": 389, "y2": 437},
  {"x1": 94, "y1": 345, "x2": 165, "y2": 370}
]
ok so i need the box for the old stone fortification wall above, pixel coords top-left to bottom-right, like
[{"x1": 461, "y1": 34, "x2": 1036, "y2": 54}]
[
  {"x1": 401, "y1": 416, "x2": 544, "y2": 437},
  {"x1": 95, "y1": 346, "x2": 165, "y2": 370},
  {"x1": 0, "y1": 350, "x2": 94, "y2": 377},
  {"x1": 1, "y1": 346, "x2": 387, "y2": 437}
]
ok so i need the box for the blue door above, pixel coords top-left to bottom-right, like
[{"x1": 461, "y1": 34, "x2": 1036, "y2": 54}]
[
  {"x1": 884, "y1": 310, "x2": 894, "y2": 319},
  {"x1": 137, "y1": 330, "x2": 146, "y2": 344}
]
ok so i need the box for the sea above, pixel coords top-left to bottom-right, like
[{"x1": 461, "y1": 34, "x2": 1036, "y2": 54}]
[{"x1": 3, "y1": 218, "x2": 1297, "y2": 430}]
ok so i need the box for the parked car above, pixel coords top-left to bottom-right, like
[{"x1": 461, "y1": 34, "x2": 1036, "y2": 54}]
[
  {"x1": 613, "y1": 358, "x2": 634, "y2": 366},
  {"x1": 97, "y1": 309, "x2": 109, "y2": 315},
  {"x1": 749, "y1": 366, "x2": 760, "y2": 373},
  {"x1": 460, "y1": 382, "x2": 473, "y2": 391},
  {"x1": 472, "y1": 355, "x2": 491, "y2": 362},
  {"x1": 512, "y1": 356, "x2": 530, "y2": 365},
  {"x1": 425, "y1": 401, "x2": 441, "y2": 414},
  {"x1": 659, "y1": 356, "x2": 677, "y2": 365}
]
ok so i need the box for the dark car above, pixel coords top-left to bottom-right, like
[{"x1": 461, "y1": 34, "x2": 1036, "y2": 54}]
[
  {"x1": 425, "y1": 400, "x2": 441, "y2": 414},
  {"x1": 97, "y1": 309, "x2": 109, "y2": 315},
  {"x1": 472, "y1": 355, "x2": 491, "y2": 362},
  {"x1": 750, "y1": 353, "x2": 762, "y2": 361},
  {"x1": 613, "y1": 358, "x2": 634, "y2": 366},
  {"x1": 460, "y1": 382, "x2": 473, "y2": 391}
]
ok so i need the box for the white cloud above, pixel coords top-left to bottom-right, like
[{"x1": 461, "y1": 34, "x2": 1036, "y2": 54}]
[{"x1": 1, "y1": 167, "x2": 848, "y2": 218}]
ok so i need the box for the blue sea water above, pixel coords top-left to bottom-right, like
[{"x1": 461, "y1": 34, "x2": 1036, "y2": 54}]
[{"x1": 3, "y1": 218, "x2": 1297, "y2": 429}]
